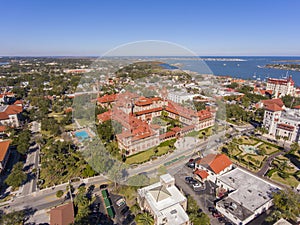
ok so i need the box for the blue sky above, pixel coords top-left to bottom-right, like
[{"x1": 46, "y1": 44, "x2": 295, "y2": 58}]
[{"x1": 1, "y1": 0, "x2": 300, "y2": 56}]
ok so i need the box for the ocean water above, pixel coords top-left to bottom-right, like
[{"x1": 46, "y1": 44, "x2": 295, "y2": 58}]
[{"x1": 165, "y1": 57, "x2": 300, "y2": 86}]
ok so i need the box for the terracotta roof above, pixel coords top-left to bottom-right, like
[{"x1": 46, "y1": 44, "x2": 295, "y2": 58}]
[
  {"x1": 0, "y1": 112, "x2": 9, "y2": 120},
  {"x1": 0, "y1": 126, "x2": 7, "y2": 132},
  {"x1": 194, "y1": 169, "x2": 209, "y2": 179},
  {"x1": 277, "y1": 123, "x2": 294, "y2": 131},
  {"x1": 97, "y1": 110, "x2": 112, "y2": 122},
  {"x1": 197, "y1": 110, "x2": 212, "y2": 120},
  {"x1": 50, "y1": 202, "x2": 75, "y2": 225},
  {"x1": 135, "y1": 97, "x2": 153, "y2": 106},
  {"x1": 135, "y1": 107, "x2": 163, "y2": 116},
  {"x1": 97, "y1": 94, "x2": 117, "y2": 104},
  {"x1": 196, "y1": 154, "x2": 232, "y2": 174},
  {"x1": 261, "y1": 98, "x2": 284, "y2": 108},
  {"x1": 265, "y1": 103, "x2": 283, "y2": 112},
  {"x1": 4, "y1": 105, "x2": 23, "y2": 115},
  {"x1": 159, "y1": 131, "x2": 176, "y2": 140},
  {"x1": 293, "y1": 105, "x2": 300, "y2": 109},
  {"x1": 268, "y1": 77, "x2": 294, "y2": 86},
  {"x1": 14, "y1": 100, "x2": 23, "y2": 105},
  {"x1": 0, "y1": 140, "x2": 10, "y2": 162}
]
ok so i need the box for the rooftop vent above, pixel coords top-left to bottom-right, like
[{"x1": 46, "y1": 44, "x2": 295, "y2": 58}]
[{"x1": 170, "y1": 209, "x2": 177, "y2": 214}]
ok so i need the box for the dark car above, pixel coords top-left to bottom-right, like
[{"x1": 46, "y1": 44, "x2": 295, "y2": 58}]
[
  {"x1": 218, "y1": 217, "x2": 226, "y2": 223},
  {"x1": 100, "y1": 184, "x2": 108, "y2": 189},
  {"x1": 225, "y1": 222, "x2": 233, "y2": 225},
  {"x1": 189, "y1": 158, "x2": 194, "y2": 163},
  {"x1": 185, "y1": 176, "x2": 193, "y2": 182},
  {"x1": 208, "y1": 206, "x2": 217, "y2": 213},
  {"x1": 120, "y1": 206, "x2": 129, "y2": 215}
]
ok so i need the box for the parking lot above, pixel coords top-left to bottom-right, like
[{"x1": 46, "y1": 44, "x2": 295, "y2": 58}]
[{"x1": 175, "y1": 164, "x2": 232, "y2": 225}]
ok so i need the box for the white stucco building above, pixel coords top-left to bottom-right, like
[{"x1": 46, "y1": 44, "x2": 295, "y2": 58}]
[
  {"x1": 137, "y1": 174, "x2": 189, "y2": 225},
  {"x1": 216, "y1": 167, "x2": 280, "y2": 225}
]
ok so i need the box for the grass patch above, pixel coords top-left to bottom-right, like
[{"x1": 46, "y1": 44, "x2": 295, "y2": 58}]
[
  {"x1": 258, "y1": 143, "x2": 279, "y2": 155},
  {"x1": 234, "y1": 136, "x2": 258, "y2": 145},
  {"x1": 125, "y1": 139, "x2": 176, "y2": 165},
  {"x1": 112, "y1": 185, "x2": 138, "y2": 207},
  {"x1": 270, "y1": 172, "x2": 299, "y2": 188},
  {"x1": 199, "y1": 127, "x2": 213, "y2": 139},
  {"x1": 185, "y1": 130, "x2": 199, "y2": 137},
  {"x1": 242, "y1": 153, "x2": 266, "y2": 168}
]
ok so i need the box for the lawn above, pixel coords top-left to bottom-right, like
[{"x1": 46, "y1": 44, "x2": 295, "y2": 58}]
[
  {"x1": 185, "y1": 130, "x2": 199, "y2": 137},
  {"x1": 221, "y1": 143, "x2": 242, "y2": 156},
  {"x1": 271, "y1": 172, "x2": 299, "y2": 188},
  {"x1": 48, "y1": 112, "x2": 65, "y2": 122},
  {"x1": 234, "y1": 136, "x2": 258, "y2": 145},
  {"x1": 258, "y1": 143, "x2": 279, "y2": 155},
  {"x1": 125, "y1": 140, "x2": 176, "y2": 165},
  {"x1": 242, "y1": 154, "x2": 266, "y2": 168},
  {"x1": 199, "y1": 127, "x2": 213, "y2": 139}
]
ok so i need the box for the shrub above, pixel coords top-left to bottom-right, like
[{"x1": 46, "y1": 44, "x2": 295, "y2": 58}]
[{"x1": 56, "y1": 190, "x2": 64, "y2": 198}]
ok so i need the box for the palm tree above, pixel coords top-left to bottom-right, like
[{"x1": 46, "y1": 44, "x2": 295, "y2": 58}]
[{"x1": 137, "y1": 212, "x2": 154, "y2": 225}]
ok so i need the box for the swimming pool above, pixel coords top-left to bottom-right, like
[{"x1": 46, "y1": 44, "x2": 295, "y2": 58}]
[{"x1": 75, "y1": 130, "x2": 90, "y2": 141}]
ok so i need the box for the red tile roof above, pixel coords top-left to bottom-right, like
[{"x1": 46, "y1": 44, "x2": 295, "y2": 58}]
[
  {"x1": 97, "y1": 94, "x2": 117, "y2": 104},
  {"x1": 135, "y1": 107, "x2": 163, "y2": 116},
  {"x1": 267, "y1": 77, "x2": 294, "y2": 86},
  {"x1": 0, "y1": 140, "x2": 10, "y2": 162},
  {"x1": 196, "y1": 154, "x2": 232, "y2": 174},
  {"x1": 265, "y1": 103, "x2": 283, "y2": 112},
  {"x1": 261, "y1": 98, "x2": 284, "y2": 107},
  {"x1": 197, "y1": 110, "x2": 212, "y2": 120},
  {"x1": 0, "y1": 126, "x2": 6, "y2": 132},
  {"x1": 0, "y1": 112, "x2": 9, "y2": 120},
  {"x1": 293, "y1": 105, "x2": 300, "y2": 109},
  {"x1": 97, "y1": 110, "x2": 112, "y2": 122},
  {"x1": 4, "y1": 105, "x2": 23, "y2": 115},
  {"x1": 194, "y1": 169, "x2": 209, "y2": 179},
  {"x1": 135, "y1": 97, "x2": 153, "y2": 106},
  {"x1": 50, "y1": 202, "x2": 75, "y2": 225},
  {"x1": 277, "y1": 123, "x2": 294, "y2": 131}
]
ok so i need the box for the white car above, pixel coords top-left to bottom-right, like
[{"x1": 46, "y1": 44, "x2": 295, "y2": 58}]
[
  {"x1": 192, "y1": 183, "x2": 202, "y2": 189},
  {"x1": 116, "y1": 198, "x2": 125, "y2": 207}
]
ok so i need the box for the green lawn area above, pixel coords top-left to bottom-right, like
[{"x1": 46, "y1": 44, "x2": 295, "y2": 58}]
[
  {"x1": 64, "y1": 123, "x2": 76, "y2": 131},
  {"x1": 258, "y1": 143, "x2": 279, "y2": 155},
  {"x1": 242, "y1": 154, "x2": 266, "y2": 168},
  {"x1": 48, "y1": 112, "x2": 65, "y2": 122},
  {"x1": 199, "y1": 127, "x2": 213, "y2": 139},
  {"x1": 234, "y1": 136, "x2": 258, "y2": 145},
  {"x1": 125, "y1": 139, "x2": 176, "y2": 165},
  {"x1": 220, "y1": 143, "x2": 242, "y2": 156},
  {"x1": 185, "y1": 130, "x2": 199, "y2": 137},
  {"x1": 271, "y1": 172, "x2": 299, "y2": 188}
]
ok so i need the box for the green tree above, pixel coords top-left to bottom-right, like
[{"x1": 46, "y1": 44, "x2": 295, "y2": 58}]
[
  {"x1": 269, "y1": 189, "x2": 300, "y2": 222},
  {"x1": 136, "y1": 212, "x2": 154, "y2": 225},
  {"x1": 0, "y1": 210, "x2": 25, "y2": 225},
  {"x1": 5, "y1": 162, "x2": 27, "y2": 189},
  {"x1": 56, "y1": 190, "x2": 64, "y2": 198}
]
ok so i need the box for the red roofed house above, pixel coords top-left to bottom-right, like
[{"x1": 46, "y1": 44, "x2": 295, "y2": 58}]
[
  {"x1": 50, "y1": 202, "x2": 75, "y2": 225},
  {"x1": 0, "y1": 140, "x2": 11, "y2": 173},
  {"x1": 194, "y1": 154, "x2": 233, "y2": 182},
  {"x1": 0, "y1": 105, "x2": 23, "y2": 127}
]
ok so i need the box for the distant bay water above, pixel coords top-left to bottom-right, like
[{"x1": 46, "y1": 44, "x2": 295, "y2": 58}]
[{"x1": 165, "y1": 56, "x2": 300, "y2": 86}]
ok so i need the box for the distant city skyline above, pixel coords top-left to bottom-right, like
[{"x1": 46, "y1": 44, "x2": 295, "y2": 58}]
[{"x1": 1, "y1": 0, "x2": 300, "y2": 56}]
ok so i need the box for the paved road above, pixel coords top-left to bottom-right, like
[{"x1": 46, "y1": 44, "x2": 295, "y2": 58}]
[{"x1": 21, "y1": 143, "x2": 40, "y2": 196}]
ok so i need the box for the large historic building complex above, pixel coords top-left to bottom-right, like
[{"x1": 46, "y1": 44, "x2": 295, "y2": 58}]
[
  {"x1": 97, "y1": 92, "x2": 214, "y2": 155},
  {"x1": 266, "y1": 76, "x2": 296, "y2": 98},
  {"x1": 263, "y1": 99, "x2": 300, "y2": 143}
]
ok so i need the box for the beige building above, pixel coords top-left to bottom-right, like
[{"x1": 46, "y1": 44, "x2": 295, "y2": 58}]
[{"x1": 138, "y1": 174, "x2": 189, "y2": 225}]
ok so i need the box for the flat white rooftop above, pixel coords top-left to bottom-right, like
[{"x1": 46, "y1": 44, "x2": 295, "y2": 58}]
[{"x1": 218, "y1": 167, "x2": 280, "y2": 212}]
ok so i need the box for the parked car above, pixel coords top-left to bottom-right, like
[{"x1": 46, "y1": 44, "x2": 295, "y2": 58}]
[
  {"x1": 185, "y1": 177, "x2": 193, "y2": 182},
  {"x1": 187, "y1": 163, "x2": 195, "y2": 168},
  {"x1": 218, "y1": 217, "x2": 226, "y2": 223},
  {"x1": 192, "y1": 183, "x2": 201, "y2": 189},
  {"x1": 208, "y1": 206, "x2": 217, "y2": 213},
  {"x1": 116, "y1": 198, "x2": 126, "y2": 207},
  {"x1": 188, "y1": 158, "x2": 194, "y2": 163},
  {"x1": 213, "y1": 212, "x2": 223, "y2": 218}
]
